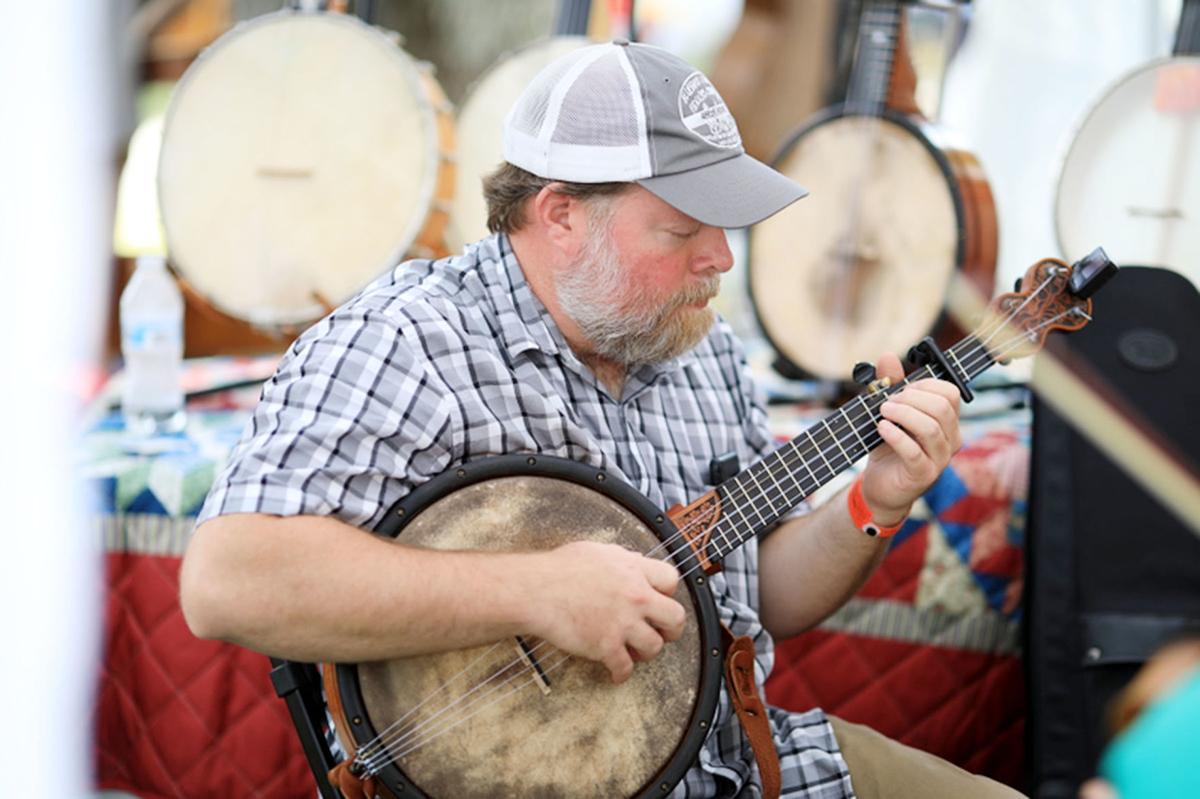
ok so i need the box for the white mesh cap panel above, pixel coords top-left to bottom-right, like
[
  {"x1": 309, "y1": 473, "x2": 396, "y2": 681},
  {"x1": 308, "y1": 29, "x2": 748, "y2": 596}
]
[
  {"x1": 502, "y1": 43, "x2": 651, "y2": 183},
  {"x1": 552, "y1": 50, "x2": 640, "y2": 147},
  {"x1": 506, "y1": 45, "x2": 593, "y2": 140}
]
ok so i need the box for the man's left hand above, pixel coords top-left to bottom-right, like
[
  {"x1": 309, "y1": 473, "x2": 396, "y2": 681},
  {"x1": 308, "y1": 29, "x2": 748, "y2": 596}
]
[{"x1": 860, "y1": 352, "x2": 963, "y2": 526}]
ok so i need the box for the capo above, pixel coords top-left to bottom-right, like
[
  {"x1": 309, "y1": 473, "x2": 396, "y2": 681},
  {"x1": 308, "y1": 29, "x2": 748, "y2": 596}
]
[{"x1": 906, "y1": 337, "x2": 974, "y2": 403}]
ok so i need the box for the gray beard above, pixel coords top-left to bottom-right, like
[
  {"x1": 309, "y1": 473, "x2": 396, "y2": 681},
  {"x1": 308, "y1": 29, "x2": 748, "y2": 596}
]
[{"x1": 557, "y1": 229, "x2": 719, "y2": 367}]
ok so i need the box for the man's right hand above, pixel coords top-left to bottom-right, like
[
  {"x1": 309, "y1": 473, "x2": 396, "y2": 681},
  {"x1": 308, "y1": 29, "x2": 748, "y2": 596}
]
[{"x1": 520, "y1": 540, "x2": 687, "y2": 684}]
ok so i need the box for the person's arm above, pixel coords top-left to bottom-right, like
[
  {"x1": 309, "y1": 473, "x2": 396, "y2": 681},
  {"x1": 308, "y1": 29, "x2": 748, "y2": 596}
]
[
  {"x1": 181, "y1": 512, "x2": 686, "y2": 683},
  {"x1": 758, "y1": 354, "x2": 962, "y2": 639},
  {"x1": 182, "y1": 305, "x2": 684, "y2": 683}
]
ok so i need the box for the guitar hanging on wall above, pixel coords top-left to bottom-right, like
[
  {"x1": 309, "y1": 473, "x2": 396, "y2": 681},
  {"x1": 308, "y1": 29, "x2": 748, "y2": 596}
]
[
  {"x1": 749, "y1": 0, "x2": 998, "y2": 385},
  {"x1": 271, "y1": 247, "x2": 1116, "y2": 799}
]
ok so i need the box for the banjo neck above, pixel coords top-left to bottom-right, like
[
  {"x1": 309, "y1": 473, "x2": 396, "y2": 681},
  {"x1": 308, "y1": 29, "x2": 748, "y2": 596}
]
[
  {"x1": 673, "y1": 249, "x2": 1118, "y2": 572},
  {"x1": 705, "y1": 334, "x2": 993, "y2": 563},
  {"x1": 1174, "y1": 0, "x2": 1200, "y2": 56},
  {"x1": 846, "y1": 0, "x2": 919, "y2": 117}
]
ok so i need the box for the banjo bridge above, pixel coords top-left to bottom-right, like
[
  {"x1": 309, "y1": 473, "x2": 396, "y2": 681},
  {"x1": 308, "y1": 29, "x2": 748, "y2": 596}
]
[{"x1": 515, "y1": 636, "x2": 552, "y2": 695}]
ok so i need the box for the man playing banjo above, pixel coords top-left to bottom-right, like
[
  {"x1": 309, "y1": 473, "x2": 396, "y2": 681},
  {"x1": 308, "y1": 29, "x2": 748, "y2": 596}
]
[{"x1": 182, "y1": 41, "x2": 1023, "y2": 799}]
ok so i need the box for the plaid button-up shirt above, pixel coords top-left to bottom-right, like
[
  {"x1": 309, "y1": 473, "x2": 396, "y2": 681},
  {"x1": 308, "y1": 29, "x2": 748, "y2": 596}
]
[{"x1": 199, "y1": 233, "x2": 854, "y2": 798}]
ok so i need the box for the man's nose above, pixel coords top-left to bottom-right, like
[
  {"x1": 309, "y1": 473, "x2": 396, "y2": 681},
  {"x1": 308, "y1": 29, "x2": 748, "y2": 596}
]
[{"x1": 694, "y1": 225, "x2": 734, "y2": 274}]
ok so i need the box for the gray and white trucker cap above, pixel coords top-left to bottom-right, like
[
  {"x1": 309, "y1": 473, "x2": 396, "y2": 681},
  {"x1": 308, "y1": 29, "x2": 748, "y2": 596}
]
[{"x1": 502, "y1": 40, "x2": 808, "y2": 228}]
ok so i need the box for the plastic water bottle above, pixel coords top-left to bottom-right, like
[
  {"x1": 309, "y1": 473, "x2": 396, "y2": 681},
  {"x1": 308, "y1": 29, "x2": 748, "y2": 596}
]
[{"x1": 120, "y1": 255, "x2": 186, "y2": 436}]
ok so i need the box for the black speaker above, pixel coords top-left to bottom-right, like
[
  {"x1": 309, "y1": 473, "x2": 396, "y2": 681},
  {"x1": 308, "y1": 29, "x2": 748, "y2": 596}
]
[{"x1": 1025, "y1": 267, "x2": 1200, "y2": 798}]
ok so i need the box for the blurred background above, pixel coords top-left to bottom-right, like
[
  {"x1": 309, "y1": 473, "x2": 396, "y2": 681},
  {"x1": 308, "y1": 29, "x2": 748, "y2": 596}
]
[{"x1": 1, "y1": 1, "x2": 1196, "y2": 797}]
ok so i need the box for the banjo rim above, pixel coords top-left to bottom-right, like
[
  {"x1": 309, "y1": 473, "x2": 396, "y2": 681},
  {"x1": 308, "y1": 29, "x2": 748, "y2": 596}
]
[
  {"x1": 746, "y1": 104, "x2": 974, "y2": 382},
  {"x1": 333, "y1": 453, "x2": 725, "y2": 799}
]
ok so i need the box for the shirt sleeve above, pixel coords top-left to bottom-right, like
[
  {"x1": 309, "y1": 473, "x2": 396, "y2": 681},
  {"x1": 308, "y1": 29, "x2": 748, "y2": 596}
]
[{"x1": 196, "y1": 305, "x2": 454, "y2": 531}]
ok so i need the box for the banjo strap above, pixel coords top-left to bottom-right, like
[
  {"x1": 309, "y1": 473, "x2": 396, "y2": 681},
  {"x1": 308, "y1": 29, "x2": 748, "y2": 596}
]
[{"x1": 722, "y1": 625, "x2": 782, "y2": 799}]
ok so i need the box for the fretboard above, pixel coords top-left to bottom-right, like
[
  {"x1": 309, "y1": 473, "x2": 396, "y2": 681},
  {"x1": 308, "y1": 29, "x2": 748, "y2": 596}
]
[
  {"x1": 845, "y1": 0, "x2": 901, "y2": 115},
  {"x1": 703, "y1": 335, "x2": 996, "y2": 562}
]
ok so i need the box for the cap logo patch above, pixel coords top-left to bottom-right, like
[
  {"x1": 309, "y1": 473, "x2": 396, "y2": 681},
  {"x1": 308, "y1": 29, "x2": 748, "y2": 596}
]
[{"x1": 678, "y1": 71, "x2": 741, "y2": 150}]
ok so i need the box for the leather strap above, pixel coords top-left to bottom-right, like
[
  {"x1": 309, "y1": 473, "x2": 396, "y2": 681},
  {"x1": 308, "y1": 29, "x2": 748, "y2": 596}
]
[
  {"x1": 722, "y1": 625, "x2": 781, "y2": 799},
  {"x1": 328, "y1": 760, "x2": 377, "y2": 799}
]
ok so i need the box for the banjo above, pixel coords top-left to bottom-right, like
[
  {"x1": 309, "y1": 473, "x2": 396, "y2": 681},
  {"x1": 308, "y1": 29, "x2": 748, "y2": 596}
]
[
  {"x1": 159, "y1": 8, "x2": 456, "y2": 352},
  {"x1": 1055, "y1": 0, "x2": 1200, "y2": 287},
  {"x1": 271, "y1": 248, "x2": 1116, "y2": 798},
  {"x1": 748, "y1": 0, "x2": 997, "y2": 384}
]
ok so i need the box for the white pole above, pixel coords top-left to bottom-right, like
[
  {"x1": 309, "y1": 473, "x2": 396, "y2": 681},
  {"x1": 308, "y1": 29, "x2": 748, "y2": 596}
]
[{"x1": 0, "y1": 4, "x2": 124, "y2": 794}]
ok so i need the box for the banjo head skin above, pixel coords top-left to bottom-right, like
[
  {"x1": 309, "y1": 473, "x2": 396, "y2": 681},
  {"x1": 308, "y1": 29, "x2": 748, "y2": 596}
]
[
  {"x1": 332, "y1": 455, "x2": 723, "y2": 799},
  {"x1": 749, "y1": 110, "x2": 962, "y2": 382},
  {"x1": 159, "y1": 10, "x2": 452, "y2": 331},
  {"x1": 1056, "y1": 56, "x2": 1200, "y2": 287}
]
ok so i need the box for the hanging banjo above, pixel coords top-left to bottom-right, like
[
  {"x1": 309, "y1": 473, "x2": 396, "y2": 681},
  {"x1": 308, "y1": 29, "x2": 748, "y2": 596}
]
[
  {"x1": 158, "y1": 7, "x2": 456, "y2": 353},
  {"x1": 749, "y1": 0, "x2": 997, "y2": 384},
  {"x1": 270, "y1": 248, "x2": 1115, "y2": 798},
  {"x1": 1055, "y1": 0, "x2": 1200, "y2": 286}
]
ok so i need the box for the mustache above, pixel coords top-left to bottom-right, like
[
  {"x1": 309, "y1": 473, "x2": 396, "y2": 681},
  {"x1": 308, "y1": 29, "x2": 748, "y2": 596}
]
[{"x1": 671, "y1": 277, "x2": 722, "y2": 308}]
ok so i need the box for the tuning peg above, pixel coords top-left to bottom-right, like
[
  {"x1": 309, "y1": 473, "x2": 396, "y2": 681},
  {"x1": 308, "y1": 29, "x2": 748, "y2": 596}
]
[
  {"x1": 1013, "y1": 277, "x2": 1023, "y2": 292},
  {"x1": 852, "y1": 361, "x2": 877, "y2": 386}
]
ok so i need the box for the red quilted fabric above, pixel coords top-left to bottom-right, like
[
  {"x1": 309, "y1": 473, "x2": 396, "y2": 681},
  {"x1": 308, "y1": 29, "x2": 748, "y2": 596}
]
[
  {"x1": 765, "y1": 429, "x2": 1029, "y2": 789},
  {"x1": 96, "y1": 552, "x2": 315, "y2": 798},
  {"x1": 767, "y1": 631, "x2": 1025, "y2": 787}
]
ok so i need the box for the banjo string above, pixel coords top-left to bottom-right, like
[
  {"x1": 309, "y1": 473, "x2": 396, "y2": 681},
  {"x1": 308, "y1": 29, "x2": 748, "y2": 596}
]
[
  {"x1": 355, "y1": 339, "x2": 987, "y2": 770},
  {"x1": 370, "y1": 652, "x2": 575, "y2": 768},
  {"x1": 354, "y1": 279, "x2": 1064, "y2": 767},
  {"x1": 667, "y1": 283, "x2": 1070, "y2": 583},
  {"x1": 664, "y1": 302, "x2": 1074, "y2": 584},
  {"x1": 353, "y1": 639, "x2": 509, "y2": 764}
]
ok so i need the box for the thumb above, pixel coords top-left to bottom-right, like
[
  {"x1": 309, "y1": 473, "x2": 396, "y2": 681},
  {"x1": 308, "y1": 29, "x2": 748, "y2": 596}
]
[{"x1": 875, "y1": 352, "x2": 904, "y2": 383}]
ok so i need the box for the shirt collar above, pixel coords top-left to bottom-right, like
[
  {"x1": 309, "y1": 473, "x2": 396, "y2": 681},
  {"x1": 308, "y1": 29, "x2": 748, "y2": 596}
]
[{"x1": 482, "y1": 232, "x2": 564, "y2": 360}]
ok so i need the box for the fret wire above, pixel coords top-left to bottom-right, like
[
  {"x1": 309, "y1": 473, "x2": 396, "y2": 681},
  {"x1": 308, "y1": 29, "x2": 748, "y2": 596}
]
[
  {"x1": 947, "y1": 349, "x2": 968, "y2": 386},
  {"x1": 722, "y1": 475, "x2": 759, "y2": 533},
  {"x1": 742, "y1": 467, "x2": 778, "y2": 523},
  {"x1": 775, "y1": 444, "x2": 821, "y2": 496},
  {"x1": 761, "y1": 451, "x2": 812, "y2": 507},
  {"x1": 788, "y1": 439, "x2": 821, "y2": 488},
  {"x1": 712, "y1": 483, "x2": 750, "y2": 559},
  {"x1": 950, "y1": 343, "x2": 979, "y2": 379},
  {"x1": 756, "y1": 457, "x2": 793, "y2": 515},
  {"x1": 773, "y1": 446, "x2": 811, "y2": 499},
  {"x1": 805, "y1": 429, "x2": 838, "y2": 478},
  {"x1": 816, "y1": 421, "x2": 853, "y2": 472},
  {"x1": 840, "y1": 405, "x2": 869, "y2": 451},
  {"x1": 823, "y1": 418, "x2": 854, "y2": 465}
]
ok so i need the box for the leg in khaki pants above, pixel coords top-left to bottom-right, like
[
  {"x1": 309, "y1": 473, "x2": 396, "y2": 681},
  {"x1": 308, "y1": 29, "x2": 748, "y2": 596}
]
[{"x1": 828, "y1": 716, "x2": 1027, "y2": 799}]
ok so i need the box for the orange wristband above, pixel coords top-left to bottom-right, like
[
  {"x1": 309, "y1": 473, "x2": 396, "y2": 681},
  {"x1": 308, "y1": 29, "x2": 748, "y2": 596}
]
[{"x1": 848, "y1": 475, "x2": 905, "y2": 538}]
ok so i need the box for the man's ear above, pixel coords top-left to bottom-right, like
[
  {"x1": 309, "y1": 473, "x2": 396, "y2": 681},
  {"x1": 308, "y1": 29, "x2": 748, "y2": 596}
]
[{"x1": 530, "y1": 185, "x2": 587, "y2": 259}]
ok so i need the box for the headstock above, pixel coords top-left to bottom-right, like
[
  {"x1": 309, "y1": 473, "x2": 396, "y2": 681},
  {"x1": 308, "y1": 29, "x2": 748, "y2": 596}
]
[{"x1": 978, "y1": 247, "x2": 1118, "y2": 363}]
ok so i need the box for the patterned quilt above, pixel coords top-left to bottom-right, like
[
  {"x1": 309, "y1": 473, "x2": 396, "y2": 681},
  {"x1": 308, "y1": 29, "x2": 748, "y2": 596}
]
[{"x1": 765, "y1": 409, "x2": 1030, "y2": 788}]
